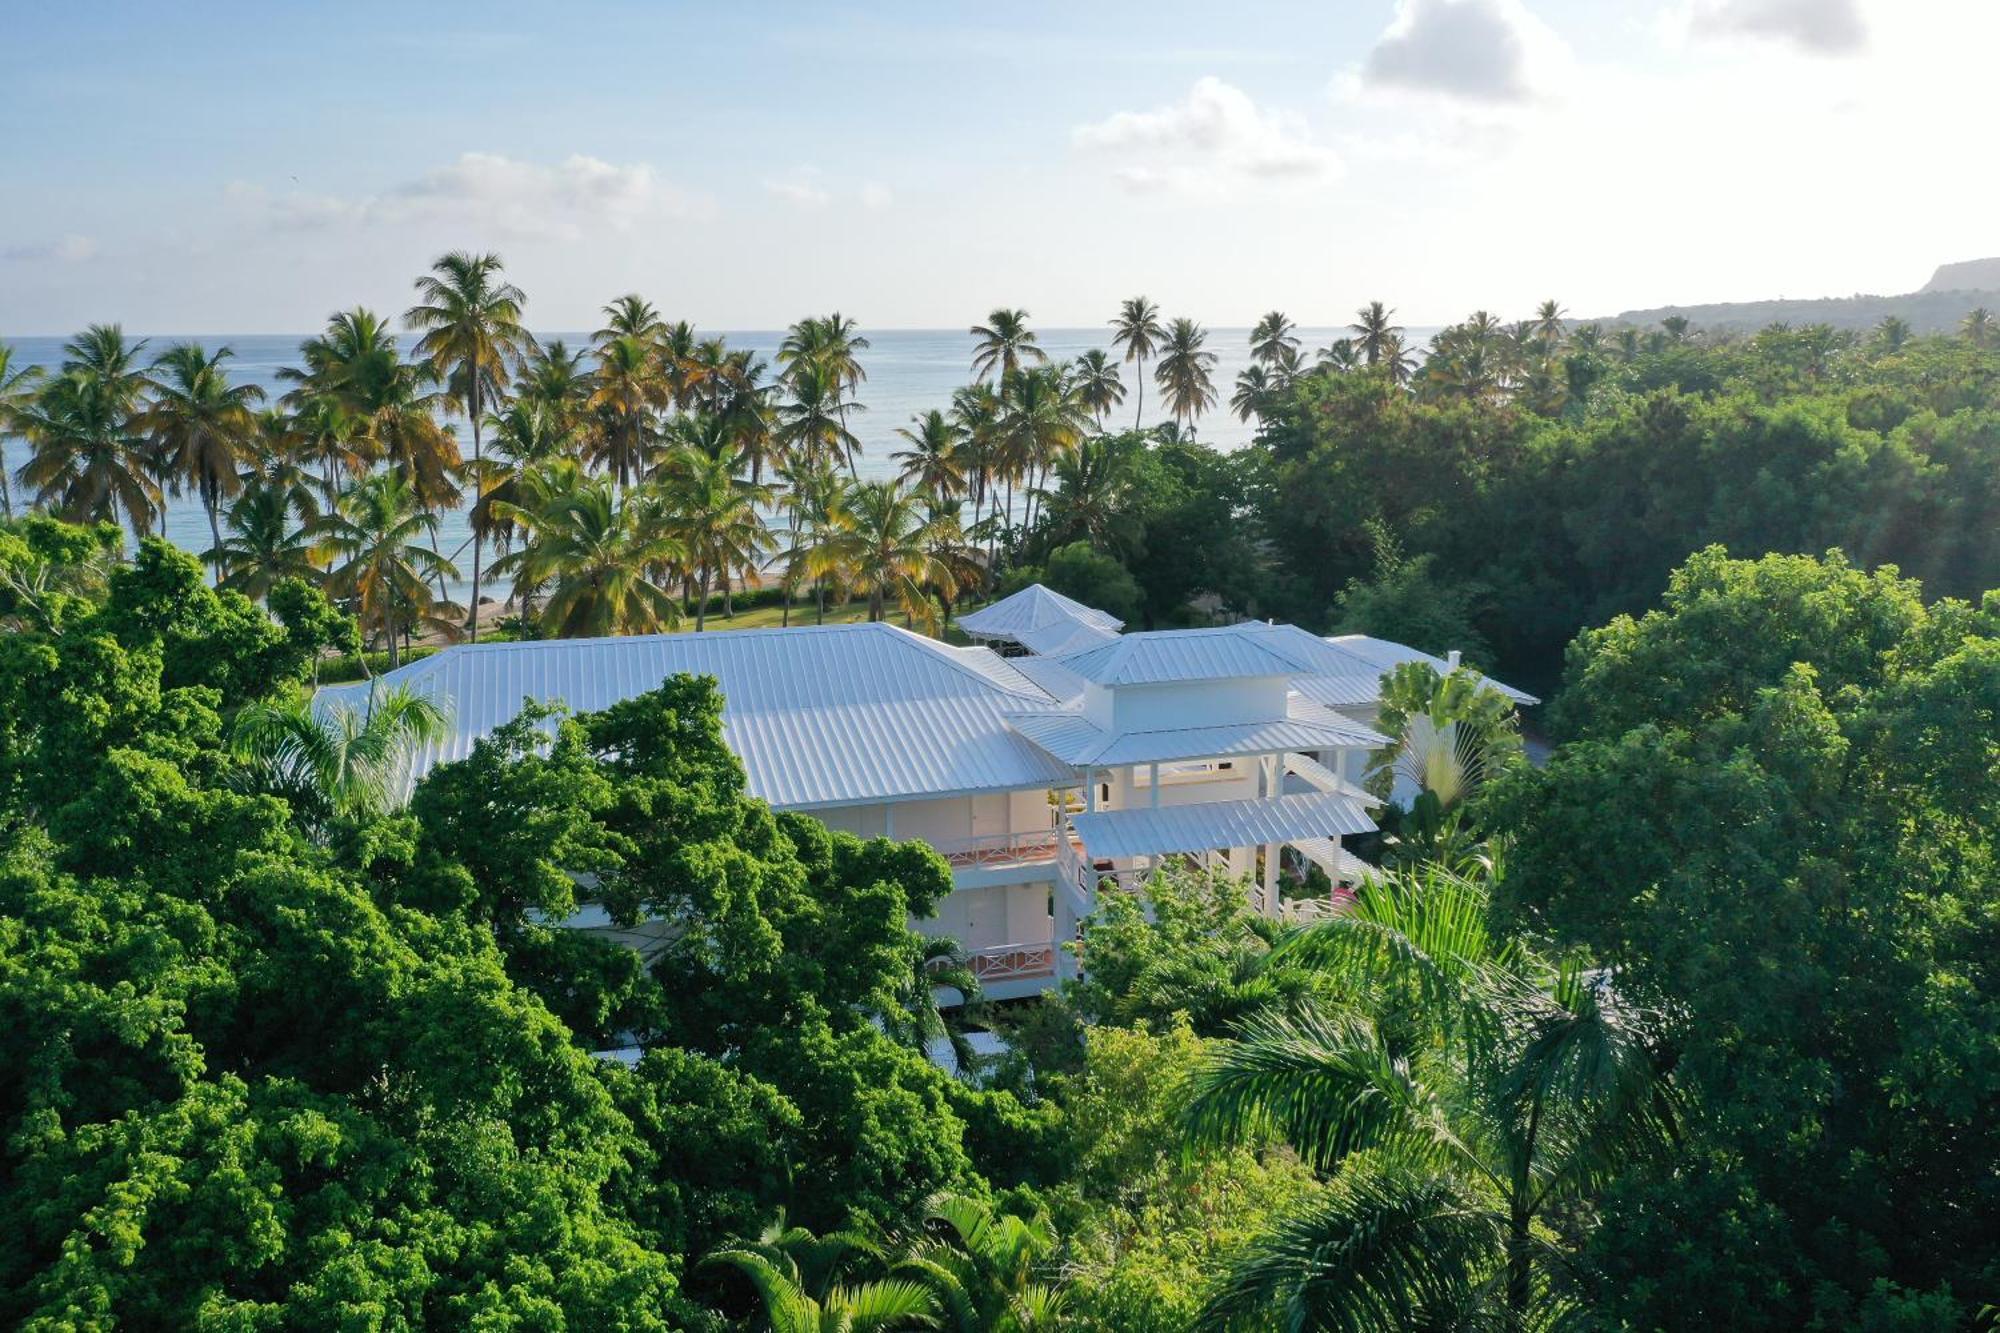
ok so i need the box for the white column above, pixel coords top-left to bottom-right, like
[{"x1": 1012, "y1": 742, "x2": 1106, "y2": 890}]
[
  {"x1": 1262, "y1": 841, "x2": 1281, "y2": 917},
  {"x1": 883, "y1": 804, "x2": 895, "y2": 839},
  {"x1": 1149, "y1": 762, "x2": 1161, "y2": 809}
]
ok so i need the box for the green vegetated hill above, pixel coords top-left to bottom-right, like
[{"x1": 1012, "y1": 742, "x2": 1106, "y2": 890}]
[{"x1": 1605, "y1": 258, "x2": 2000, "y2": 333}]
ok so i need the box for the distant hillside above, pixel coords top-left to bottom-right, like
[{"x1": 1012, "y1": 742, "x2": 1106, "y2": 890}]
[{"x1": 1604, "y1": 263, "x2": 2000, "y2": 334}]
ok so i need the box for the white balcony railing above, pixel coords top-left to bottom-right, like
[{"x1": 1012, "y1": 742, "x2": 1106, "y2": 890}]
[
  {"x1": 963, "y1": 940, "x2": 1057, "y2": 983},
  {"x1": 931, "y1": 828, "x2": 1072, "y2": 871}
]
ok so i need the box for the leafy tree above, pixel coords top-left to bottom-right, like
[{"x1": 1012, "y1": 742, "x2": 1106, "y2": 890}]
[
  {"x1": 1331, "y1": 519, "x2": 1490, "y2": 662},
  {"x1": 1487, "y1": 547, "x2": 2000, "y2": 1329},
  {"x1": 1032, "y1": 541, "x2": 1142, "y2": 626}
]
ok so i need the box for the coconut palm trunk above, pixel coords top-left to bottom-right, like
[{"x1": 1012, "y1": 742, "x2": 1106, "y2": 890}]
[
  {"x1": 1133, "y1": 352, "x2": 1146, "y2": 428},
  {"x1": 467, "y1": 378, "x2": 483, "y2": 640}
]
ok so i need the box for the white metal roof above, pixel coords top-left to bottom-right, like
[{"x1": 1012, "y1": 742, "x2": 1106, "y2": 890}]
[
  {"x1": 1069, "y1": 791, "x2": 1376, "y2": 859},
  {"x1": 958, "y1": 583, "x2": 1124, "y2": 642},
  {"x1": 1051, "y1": 624, "x2": 1305, "y2": 686},
  {"x1": 315, "y1": 622, "x2": 1078, "y2": 809},
  {"x1": 1323, "y1": 634, "x2": 1539, "y2": 706},
  {"x1": 1004, "y1": 695, "x2": 1388, "y2": 767},
  {"x1": 1012, "y1": 618, "x2": 1121, "y2": 657}
]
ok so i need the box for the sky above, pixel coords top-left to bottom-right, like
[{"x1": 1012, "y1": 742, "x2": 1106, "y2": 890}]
[{"x1": 2, "y1": 0, "x2": 1994, "y2": 334}]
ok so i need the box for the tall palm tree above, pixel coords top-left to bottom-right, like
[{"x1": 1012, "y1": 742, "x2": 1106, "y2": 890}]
[
  {"x1": 312, "y1": 470, "x2": 461, "y2": 668},
  {"x1": 1350, "y1": 301, "x2": 1401, "y2": 367},
  {"x1": 1110, "y1": 296, "x2": 1164, "y2": 429},
  {"x1": 475, "y1": 398, "x2": 576, "y2": 603},
  {"x1": 405, "y1": 250, "x2": 530, "y2": 640},
  {"x1": 588, "y1": 334, "x2": 667, "y2": 488},
  {"x1": 596, "y1": 293, "x2": 666, "y2": 344},
  {"x1": 135, "y1": 343, "x2": 265, "y2": 583},
  {"x1": 17, "y1": 325, "x2": 160, "y2": 535},
  {"x1": 656, "y1": 446, "x2": 775, "y2": 630},
  {"x1": 1033, "y1": 433, "x2": 1139, "y2": 554},
  {"x1": 209, "y1": 481, "x2": 321, "y2": 601},
  {"x1": 1532, "y1": 299, "x2": 1567, "y2": 346},
  {"x1": 948, "y1": 382, "x2": 1003, "y2": 543},
  {"x1": 969, "y1": 308, "x2": 1047, "y2": 384},
  {"x1": 284, "y1": 309, "x2": 459, "y2": 510},
  {"x1": 809, "y1": 479, "x2": 955, "y2": 623},
  {"x1": 775, "y1": 361, "x2": 861, "y2": 476},
  {"x1": 1232, "y1": 364, "x2": 1274, "y2": 425},
  {"x1": 516, "y1": 336, "x2": 596, "y2": 435},
  {"x1": 1067, "y1": 349, "x2": 1124, "y2": 428},
  {"x1": 491, "y1": 467, "x2": 685, "y2": 637},
  {"x1": 1001, "y1": 363, "x2": 1089, "y2": 534},
  {"x1": 1874, "y1": 315, "x2": 1914, "y2": 353},
  {"x1": 232, "y1": 684, "x2": 448, "y2": 834},
  {"x1": 1960, "y1": 307, "x2": 1995, "y2": 349},
  {"x1": 1154, "y1": 317, "x2": 1218, "y2": 430},
  {"x1": 892, "y1": 409, "x2": 966, "y2": 505},
  {"x1": 1317, "y1": 338, "x2": 1360, "y2": 372},
  {"x1": 779, "y1": 314, "x2": 871, "y2": 477},
  {"x1": 775, "y1": 453, "x2": 851, "y2": 627},
  {"x1": 0, "y1": 342, "x2": 45, "y2": 519},
  {"x1": 241, "y1": 407, "x2": 329, "y2": 523},
  {"x1": 1250, "y1": 310, "x2": 1300, "y2": 367},
  {"x1": 1186, "y1": 865, "x2": 1678, "y2": 1331}
]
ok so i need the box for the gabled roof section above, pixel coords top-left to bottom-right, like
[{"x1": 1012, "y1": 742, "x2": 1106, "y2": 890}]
[
  {"x1": 315, "y1": 622, "x2": 1078, "y2": 809},
  {"x1": 1013, "y1": 618, "x2": 1120, "y2": 657},
  {"x1": 958, "y1": 583, "x2": 1124, "y2": 643},
  {"x1": 1323, "y1": 634, "x2": 1540, "y2": 706}
]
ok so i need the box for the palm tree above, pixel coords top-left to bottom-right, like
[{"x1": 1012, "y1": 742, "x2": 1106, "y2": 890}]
[
  {"x1": 17, "y1": 325, "x2": 161, "y2": 536},
  {"x1": 232, "y1": 684, "x2": 448, "y2": 834},
  {"x1": 1034, "y1": 433, "x2": 1139, "y2": 554},
  {"x1": 1961, "y1": 307, "x2": 1995, "y2": 349},
  {"x1": 1874, "y1": 315, "x2": 1914, "y2": 353},
  {"x1": 1001, "y1": 364, "x2": 1089, "y2": 534},
  {"x1": 892, "y1": 409, "x2": 966, "y2": 505},
  {"x1": 1532, "y1": 299, "x2": 1567, "y2": 345},
  {"x1": 1186, "y1": 865, "x2": 1678, "y2": 1331},
  {"x1": 596, "y1": 293, "x2": 666, "y2": 344},
  {"x1": 779, "y1": 314, "x2": 871, "y2": 477},
  {"x1": 1350, "y1": 301, "x2": 1401, "y2": 367},
  {"x1": 656, "y1": 446, "x2": 775, "y2": 629},
  {"x1": 1317, "y1": 338, "x2": 1360, "y2": 372},
  {"x1": 405, "y1": 250, "x2": 531, "y2": 640},
  {"x1": 0, "y1": 341, "x2": 45, "y2": 519},
  {"x1": 1110, "y1": 296, "x2": 1165, "y2": 429},
  {"x1": 776, "y1": 361, "x2": 861, "y2": 476},
  {"x1": 893, "y1": 1193, "x2": 1069, "y2": 1332},
  {"x1": 776, "y1": 453, "x2": 851, "y2": 626},
  {"x1": 475, "y1": 398, "x2": 576, "y2": 605},
  {"x1": 284, "y1": 309, "x2": 460, "y2": 510},
  {"x1": 312, "y1": 470, "x2": 461, "y2": 668},
  {"x1": 1066, "y1": 349, "x2": 1124, "y2": 429},
  {"x1": 969, "y1": 308, "x2": 1047, "y2": 384},
  {"x1": 1250, "y1": 311, "x2": 1300, "y2": 367},
  {"x1": 209, "y1": 481, "x2": 321, "y2": 600},
  {"x1": 515, "y1": 337, "x2": 595, "y2": 436},
  {"x1": 1154, "y1": 317, "x2": 1217, "y2": 430},
  {"x1": 809, "y1": 479, "x2": 955, "y2": 623},
  {"x1": 1231, "y1": 364, "x2": 1274, "y2": 424},
  {"x1": 588, "y1": 334, "x2": 666, "y2": 488},
  {"x1": 135, "y1": 343, "x2": 265, "y2": 584},
  {"x1": 491, "y1": 467, "x2": 685, "y2": 637},
  {"x1": 706, "y1": 1243, "x2": 938, "y2": 1333},
  {"x1": 241, "y1": 407, "x2": 330, "y2": 523},
  {"x1": 948, "y1": 383, "x2": 1003, "y2": 549}
]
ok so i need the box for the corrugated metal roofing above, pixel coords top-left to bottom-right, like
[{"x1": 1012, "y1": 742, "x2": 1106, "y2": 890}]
[
  {"x1": 314, "y1": 622, "x2": 1078, "y2": 810},
  {"x1": 1003, "y1": 696, "x2": 1388, "y2": 766},
  {"x1": 958, "y1": 583, "x2": 1124, "y2": 639},
  {"x1": 1013, "y1": 618, "x2": 1121, "y2": 656},
  {"x1": 1323, "y1": 634, "x2": 1539, "y2": 706},
  {"x1": 1069, "y1": 791, "x2": 1376, "y2": 858},
  {"x1": 1051, "y1": 625, "x2": 1306, "y2": 686}
]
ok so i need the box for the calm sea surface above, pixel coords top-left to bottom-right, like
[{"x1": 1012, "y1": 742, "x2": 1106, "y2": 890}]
[{"x1": 2, "y1": 326, "x2": 1424, "y2": 599}]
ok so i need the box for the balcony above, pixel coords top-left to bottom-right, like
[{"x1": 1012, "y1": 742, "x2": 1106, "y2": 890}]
[
  {"x1": 931, "y1": 938, "x2": 1061, "y2": 1003},
  {"x1": 929, "y1": 828, "x2": 1080, "y2": 887}
]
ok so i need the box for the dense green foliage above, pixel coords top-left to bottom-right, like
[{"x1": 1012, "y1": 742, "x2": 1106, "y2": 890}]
[{"x1": 1490, "y1": 547, "x2": 2000, "y2": 1328}]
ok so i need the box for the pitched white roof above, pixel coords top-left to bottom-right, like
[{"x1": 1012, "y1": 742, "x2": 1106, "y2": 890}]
[
  {"x1": 1051, "y1": 619, "x2": 1406, "y2": 689},
  {"x1": 316, "y1": 623, "x2": 1077, "y2": 809},
  {"x1": 1323, "y1": 635, "x2": 1539, "y2": 706},
  {"x1": 1012, "y1": 618, "x2": 1121, "y2": 657},
  {"x1": 1004, "y1": 695, "x2": 1388, "y2": 766},
  {"x1": 1069, "y1": 791, "x2": 1376, "y2": 859},
  {"x1": 958, "y1": 583, "x2": 1123, "y2": 644}
]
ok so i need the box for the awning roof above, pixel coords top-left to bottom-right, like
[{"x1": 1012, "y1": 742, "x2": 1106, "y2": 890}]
[{"x1": 1068, "y1": 790, "x2": 1376, "y2": 859}]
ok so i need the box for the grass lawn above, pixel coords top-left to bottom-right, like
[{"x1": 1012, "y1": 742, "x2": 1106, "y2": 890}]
[{"x1": 685, "y1": 594, "x2": 994, "y2": 638}]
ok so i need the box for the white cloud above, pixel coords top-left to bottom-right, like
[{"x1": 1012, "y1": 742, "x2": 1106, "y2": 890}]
[
  {"x1": 3, "y1": 233, "x2": 99, "y2": 263},
  {"x1": 860, "y1": 182, "x2": 894, "y2": 211},
  {"x1": 763, "y1": 169, "x2": 833, "y2": 210},
  {"x1": 228, "y1": 152, "x2": 708, "y2": 240},
  {"x1": 1358, "y1": 0, "x2": 1569, "y2": 104},
  {"x1": 1681, "y1": 0, "x2": 1867, "y2": 55},
  {"x1": 1071, "y1": 76, "x2": 1339, "y2": 194}
]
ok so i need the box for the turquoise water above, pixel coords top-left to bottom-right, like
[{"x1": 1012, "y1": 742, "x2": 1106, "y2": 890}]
[{"x1": 1, "y1": 325, "x2": 1391, "y2": 598}]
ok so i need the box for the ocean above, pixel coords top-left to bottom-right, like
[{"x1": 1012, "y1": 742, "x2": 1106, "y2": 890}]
[{"x1": 1, "y1": 325, "x2": 1393, "y2": 599}]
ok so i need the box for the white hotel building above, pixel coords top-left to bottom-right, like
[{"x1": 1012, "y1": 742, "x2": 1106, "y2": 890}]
[{"x1": 321, "y1": 584, "x2": 1533, "y2": 1001}]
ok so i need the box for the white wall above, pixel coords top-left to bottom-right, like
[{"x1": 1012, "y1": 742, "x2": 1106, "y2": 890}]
[
  {"x1": 918, "y1": 882, "x2": 1053, "y2": 950},
  {"x1": 1083, "y1": 675, "x2": 1289, "y2": 734}
]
